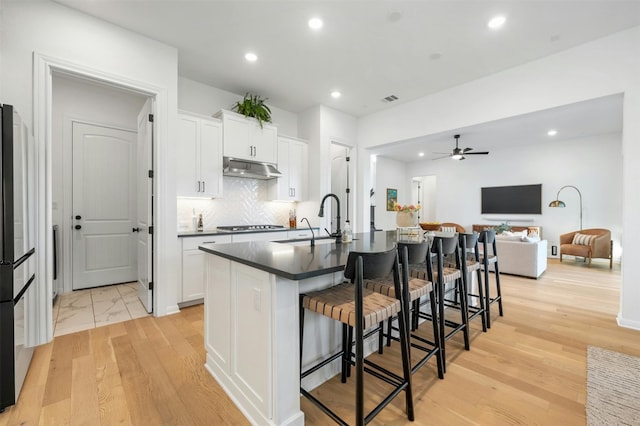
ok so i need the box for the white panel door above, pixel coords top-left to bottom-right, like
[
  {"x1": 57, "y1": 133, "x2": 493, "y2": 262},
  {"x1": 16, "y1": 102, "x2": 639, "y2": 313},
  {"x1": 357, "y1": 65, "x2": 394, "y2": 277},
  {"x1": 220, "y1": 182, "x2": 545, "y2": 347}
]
[
  {"x1": 136, "y1": 99, "x2": 154, "y2": 313},
  {"x1": 72, "y1": 122, "x2": 137, "y2": 289}
]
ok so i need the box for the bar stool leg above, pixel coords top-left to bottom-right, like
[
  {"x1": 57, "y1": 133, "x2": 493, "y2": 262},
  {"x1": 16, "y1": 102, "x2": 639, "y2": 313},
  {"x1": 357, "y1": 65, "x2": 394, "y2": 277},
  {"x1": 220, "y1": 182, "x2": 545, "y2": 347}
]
[
  {"x1": 475, "y1": 266, "x2": 487, "y2": 332},
  {"x1": 299, "y1": 295, "x2": 305, "y2": 375},
  {"x1": 494, "y1": 261, "x2": 504, "y2": 317},
  {"x1": 484, "y1": 263, "x2": 492, "y2": 329}
]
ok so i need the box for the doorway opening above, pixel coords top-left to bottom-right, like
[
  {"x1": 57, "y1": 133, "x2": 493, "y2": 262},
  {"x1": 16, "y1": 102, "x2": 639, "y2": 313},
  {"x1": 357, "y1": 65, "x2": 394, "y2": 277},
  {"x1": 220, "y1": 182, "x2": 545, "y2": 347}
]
[
  {"x1": 51, "y1": 72, "x2": 154, "y2": 313},
  {"x1": 412, "y1": 176, "x2": 437, "y2": 223},
  {"x1": 330, "y1": 142, "x2": 356, "y2": 234}
]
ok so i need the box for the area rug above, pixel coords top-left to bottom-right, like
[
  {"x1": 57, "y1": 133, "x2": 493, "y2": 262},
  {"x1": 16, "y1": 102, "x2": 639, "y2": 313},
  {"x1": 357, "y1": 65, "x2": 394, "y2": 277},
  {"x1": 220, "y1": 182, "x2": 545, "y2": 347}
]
[{"x1": 587, "y1": 346, "x2": 640, "y2": 425}]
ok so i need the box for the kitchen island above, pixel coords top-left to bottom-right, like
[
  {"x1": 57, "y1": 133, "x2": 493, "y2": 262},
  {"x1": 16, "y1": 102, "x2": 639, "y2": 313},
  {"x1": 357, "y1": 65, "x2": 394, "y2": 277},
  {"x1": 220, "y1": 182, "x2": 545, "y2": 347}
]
[{"x1": 199, "y1": 231, "x2": 397, "y2": 426}]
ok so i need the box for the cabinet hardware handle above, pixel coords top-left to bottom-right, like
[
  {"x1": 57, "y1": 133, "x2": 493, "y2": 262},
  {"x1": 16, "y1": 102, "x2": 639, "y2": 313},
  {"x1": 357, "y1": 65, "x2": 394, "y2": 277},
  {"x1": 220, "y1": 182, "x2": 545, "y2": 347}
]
[
  {"x1": 202, "y1": 181, "x2": 206, "y2": 192},
  {"x1": 197, "y1": 181, "x2": 201, "y2": 192},
  {"x1": 75, "y1": 215, "x2": 82, "y2": 220},
  {"x1": 132, "y1": 227, "x2": 140, "y2": 233},
  {"x1": 74, "y1": 225, "x2": 82, "y2": 230}
]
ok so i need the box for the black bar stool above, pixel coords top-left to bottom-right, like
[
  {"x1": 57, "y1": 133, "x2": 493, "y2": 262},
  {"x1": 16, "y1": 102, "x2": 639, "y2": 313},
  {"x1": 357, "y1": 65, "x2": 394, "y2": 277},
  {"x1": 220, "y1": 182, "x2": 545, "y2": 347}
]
[
  {"x1": 299, "y1": 247, "x2": 414, "y2": 425},
  {"x1": 448, "y1": 232, "x2": 487, "y2": 332},
  {"x1": 478, "y1": 230, "x2": 504, "y2": 328},
  {"x1": 363, "y1": 243, "x2": 444, "y2": 378},
  {"x1": 424, "y1": 236, "x2": 470, "y2": 372}
]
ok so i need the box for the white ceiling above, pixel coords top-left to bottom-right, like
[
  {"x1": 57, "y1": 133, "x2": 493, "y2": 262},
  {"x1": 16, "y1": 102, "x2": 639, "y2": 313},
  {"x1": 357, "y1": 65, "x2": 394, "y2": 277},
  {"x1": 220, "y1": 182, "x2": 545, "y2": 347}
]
[
  {"x1": 370, "y1": 94, "x2": 624, "y2": 163},
  {"x1": 54, "y1": 0, "x2": 640, "y2": 118},
  {"x1": 51, "y1": 1, "x2": 635, "y2": 163}
]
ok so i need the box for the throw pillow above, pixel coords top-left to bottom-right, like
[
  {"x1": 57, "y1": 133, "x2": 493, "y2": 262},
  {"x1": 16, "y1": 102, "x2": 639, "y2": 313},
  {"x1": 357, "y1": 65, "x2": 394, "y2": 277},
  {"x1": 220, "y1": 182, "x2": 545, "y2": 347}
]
[
  {"x1": 572, "y1": 233, "x2": 595, "y2": 246},
  {"x1": 521, "y1": 235, "x2": 541, "y2": 243}
]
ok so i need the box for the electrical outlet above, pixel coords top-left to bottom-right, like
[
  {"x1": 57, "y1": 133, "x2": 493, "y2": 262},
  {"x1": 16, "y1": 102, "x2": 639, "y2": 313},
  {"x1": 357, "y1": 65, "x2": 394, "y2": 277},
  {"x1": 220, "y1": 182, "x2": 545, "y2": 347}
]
[{"x1": 552, "y1": 245, "x2": 557, "y2": 256}]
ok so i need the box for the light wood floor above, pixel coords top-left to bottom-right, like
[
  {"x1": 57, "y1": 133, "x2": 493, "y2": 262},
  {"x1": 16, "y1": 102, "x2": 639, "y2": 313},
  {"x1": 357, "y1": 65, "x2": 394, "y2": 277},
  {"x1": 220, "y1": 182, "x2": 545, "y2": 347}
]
[{"x1": 2, "y1": 259, "x2": 638, "y2": 425}]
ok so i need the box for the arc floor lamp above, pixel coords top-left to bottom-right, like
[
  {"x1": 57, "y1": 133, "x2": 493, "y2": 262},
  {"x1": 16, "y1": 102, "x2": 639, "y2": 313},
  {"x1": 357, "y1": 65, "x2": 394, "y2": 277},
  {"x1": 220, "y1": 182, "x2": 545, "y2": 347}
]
[{"x1": 549, "y1": 185, "x2": 583, "y2": 230}]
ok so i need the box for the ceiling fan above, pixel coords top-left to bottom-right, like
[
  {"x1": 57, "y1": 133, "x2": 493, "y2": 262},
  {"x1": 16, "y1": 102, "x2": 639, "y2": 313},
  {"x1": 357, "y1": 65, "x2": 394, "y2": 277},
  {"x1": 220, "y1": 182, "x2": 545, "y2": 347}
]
[{"x1": 433, "y1": 134, "x2": 489, "y2": 160}]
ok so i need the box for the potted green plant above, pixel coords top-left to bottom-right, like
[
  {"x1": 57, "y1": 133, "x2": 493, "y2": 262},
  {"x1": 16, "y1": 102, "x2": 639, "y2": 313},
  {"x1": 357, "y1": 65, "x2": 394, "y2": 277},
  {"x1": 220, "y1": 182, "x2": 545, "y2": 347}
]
[
  {"x1": 495, "y1": 222, "x2": 512, "y2": 234},
  {"x1": 231, "y1": 93, "x2": 272, "y2": 128}
]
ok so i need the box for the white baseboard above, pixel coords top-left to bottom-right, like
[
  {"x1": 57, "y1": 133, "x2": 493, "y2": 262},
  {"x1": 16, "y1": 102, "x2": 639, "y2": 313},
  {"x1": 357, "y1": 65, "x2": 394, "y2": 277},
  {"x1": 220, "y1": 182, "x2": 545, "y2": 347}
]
[{"x1": 617, "y1": 313, "x2": 640, "y2": 331}]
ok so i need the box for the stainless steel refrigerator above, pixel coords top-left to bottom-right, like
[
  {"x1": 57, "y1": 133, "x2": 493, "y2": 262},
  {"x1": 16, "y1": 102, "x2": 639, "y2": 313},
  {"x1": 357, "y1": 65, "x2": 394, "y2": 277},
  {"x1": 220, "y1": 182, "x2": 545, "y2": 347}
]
[{"x1": 1, "y1": 104, "x2": 36, "y2": 412}]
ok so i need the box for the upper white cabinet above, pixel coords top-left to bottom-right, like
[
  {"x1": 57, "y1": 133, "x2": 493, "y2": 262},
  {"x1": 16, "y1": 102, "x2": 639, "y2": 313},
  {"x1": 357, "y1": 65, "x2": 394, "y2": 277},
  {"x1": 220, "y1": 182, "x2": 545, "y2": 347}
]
[
  {"x1": 176, "y1": 112, "x2": 223, "y2": 198},
  {"x1": 215, "y1": 110, "x2": 278, "y2": 164},
  {"x1": 268, "y1": 136, "x2": 308, "y2": 201}
]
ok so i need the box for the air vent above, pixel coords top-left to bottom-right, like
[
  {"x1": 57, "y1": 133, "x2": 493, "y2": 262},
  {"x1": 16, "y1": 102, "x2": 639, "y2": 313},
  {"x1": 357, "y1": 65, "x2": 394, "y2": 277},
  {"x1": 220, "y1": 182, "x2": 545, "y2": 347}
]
[{"x1": 382, "y1": 95, "x2": 399, "y2": 103}]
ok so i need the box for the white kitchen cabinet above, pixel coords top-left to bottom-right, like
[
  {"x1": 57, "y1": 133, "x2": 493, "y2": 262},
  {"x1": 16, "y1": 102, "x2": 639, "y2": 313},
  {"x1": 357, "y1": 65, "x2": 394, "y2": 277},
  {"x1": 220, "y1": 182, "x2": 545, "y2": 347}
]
[
  {"x1": 231, "y1": 231, "x2": 288, "y2": 243},
  {"x1": 180, "y1": 235, "x2": 231, "y2": 303},
  {"x1": 268, "y1": 136, "x2": 308, "y2": 201},
  {"x1": 176, "y1": 112, "x2": 223, "y2": 198},
  {"x1": 287, "y1": 229, "x2": 314, "y2": 239},
  {"x1": 215, "y1": 109, "x2": 278, "y2": 164}
]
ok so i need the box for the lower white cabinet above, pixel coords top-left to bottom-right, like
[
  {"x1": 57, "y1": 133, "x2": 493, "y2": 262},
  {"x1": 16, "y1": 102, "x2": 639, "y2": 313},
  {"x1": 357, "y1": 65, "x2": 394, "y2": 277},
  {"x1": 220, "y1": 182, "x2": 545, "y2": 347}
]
[
  {"x1": 205, "y1": 257, "x2": 276, "y2": 421},
  {"x1": 230, "y1": 231, "x2": 288, "y2": 243},
  {"x1": 287, "y1": 229, "x2": 314, "y2": 239},
  {"x1": 180, "y1": 235, "x2": 231, "y2": 303}
]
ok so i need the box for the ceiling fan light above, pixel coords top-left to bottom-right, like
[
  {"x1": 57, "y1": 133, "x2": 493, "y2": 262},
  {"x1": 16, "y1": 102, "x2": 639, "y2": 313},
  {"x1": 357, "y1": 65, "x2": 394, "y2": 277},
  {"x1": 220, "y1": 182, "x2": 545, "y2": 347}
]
[{"x1": 451, "y1": 154, "x2": 463, "y2": 160}]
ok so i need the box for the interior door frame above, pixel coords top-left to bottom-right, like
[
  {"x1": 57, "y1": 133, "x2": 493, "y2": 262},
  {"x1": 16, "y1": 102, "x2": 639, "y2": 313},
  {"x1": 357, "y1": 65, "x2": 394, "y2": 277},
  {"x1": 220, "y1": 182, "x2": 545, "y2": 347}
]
[
  {"x1": 63, "y1": 116, "x2": 139, "y2": 293},
  {"x1": 33, "y1": 52, "x2": 172, "y2": 345}
]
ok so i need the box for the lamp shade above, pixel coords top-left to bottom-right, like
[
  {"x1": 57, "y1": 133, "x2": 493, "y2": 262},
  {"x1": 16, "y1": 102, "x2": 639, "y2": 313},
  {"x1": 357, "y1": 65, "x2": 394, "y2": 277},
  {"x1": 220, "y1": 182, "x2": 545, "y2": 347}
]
[{"x1": 548, "y1": 200, "x2": 566, "y2": 208}]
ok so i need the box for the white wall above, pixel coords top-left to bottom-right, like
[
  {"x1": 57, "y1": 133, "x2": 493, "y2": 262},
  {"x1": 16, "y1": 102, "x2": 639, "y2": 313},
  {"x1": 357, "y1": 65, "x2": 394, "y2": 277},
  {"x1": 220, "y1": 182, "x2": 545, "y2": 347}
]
[
  {"x1": 356, "y1": 26, "x2": 640, "y2": 329},
  {"x1": 406, "y1": 133, "x2": 622, "y2": 258},
  {"x1": 178, "y1": 77, "x2": 298, "y2": 137},
  {"x1": 374, "y1": 156, "x2": 410, "y2": 230},
  {"x1": 1, "y1": 0, "x2": 181, "y2": 342},
  {"x1": 298, "y1": 105, "x2": 358, "y2": 232},
  {"x1": 51, "y1": 74, "x2": 147, "y2": 294}
]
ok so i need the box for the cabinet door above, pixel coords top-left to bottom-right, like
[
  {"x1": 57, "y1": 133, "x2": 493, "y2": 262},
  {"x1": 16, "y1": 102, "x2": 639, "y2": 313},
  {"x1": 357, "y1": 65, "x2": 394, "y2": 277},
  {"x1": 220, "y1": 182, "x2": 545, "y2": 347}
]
[
  {"x1": 288, "y1": 141, "x2": 306, "y2": 201},
  {"x1": 231, "y1": 231, "x2": 288, "y2": 242},
  {"x1": 275, "y1": 138, "x2": 291, "y2": 200},
  {"x1": 176, "y1": 115, "x2": 199, "y2": 197},
  {"x1": 230, "y1": 262, "x2": 273, "y2": 417},
  {"x1": 222, "y1": 113, "x2": 252, "y2": 160},
  {"x1": 182, "y1": 249, "x2": 205, "y2": 301},
  {"x1": 199, "y1": 119, "x2": 223, "y2": 198},
  {"x1": 251, "y1": 122, "x2": 278, "y2": 164}
]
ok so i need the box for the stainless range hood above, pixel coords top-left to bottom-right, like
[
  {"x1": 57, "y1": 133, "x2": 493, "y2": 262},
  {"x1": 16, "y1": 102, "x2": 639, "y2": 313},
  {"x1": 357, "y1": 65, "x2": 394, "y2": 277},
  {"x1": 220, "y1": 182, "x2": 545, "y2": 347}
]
[{"x1": 223, "y1": 157, "x2": 282, "y2": 180}]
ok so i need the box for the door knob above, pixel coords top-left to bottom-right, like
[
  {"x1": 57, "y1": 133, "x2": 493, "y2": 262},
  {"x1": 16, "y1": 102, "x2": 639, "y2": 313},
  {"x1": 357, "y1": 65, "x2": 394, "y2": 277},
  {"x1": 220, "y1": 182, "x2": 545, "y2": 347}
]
[
  {"x1": 74, "y1": 225, "x2": 82, "y2": 230},
  {"x1": 75, "y1": 215, "x2": 81, "y2": 220},
  {"x1": 132, "y1": 227, "x2": 140, "y2": 233}
]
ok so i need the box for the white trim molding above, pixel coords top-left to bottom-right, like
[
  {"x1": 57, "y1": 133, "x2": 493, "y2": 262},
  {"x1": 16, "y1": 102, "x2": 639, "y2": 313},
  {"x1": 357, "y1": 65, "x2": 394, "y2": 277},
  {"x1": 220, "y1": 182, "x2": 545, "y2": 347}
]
[{"x1": 33, "y1": 52, "x2": 176, "y2": 344}]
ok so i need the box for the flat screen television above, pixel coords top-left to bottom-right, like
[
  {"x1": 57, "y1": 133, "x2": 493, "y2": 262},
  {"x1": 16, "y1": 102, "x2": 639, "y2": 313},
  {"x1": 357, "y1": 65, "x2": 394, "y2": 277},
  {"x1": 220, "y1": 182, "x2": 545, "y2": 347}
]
[{"x1": 481, "y1": 184, "x2": 542, "y2": 214}]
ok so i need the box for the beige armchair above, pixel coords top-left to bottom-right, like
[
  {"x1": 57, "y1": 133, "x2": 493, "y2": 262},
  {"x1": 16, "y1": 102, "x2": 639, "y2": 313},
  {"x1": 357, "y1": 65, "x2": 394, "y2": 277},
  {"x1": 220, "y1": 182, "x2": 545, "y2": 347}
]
[{"x1": 560, "y1": 228, "x2": 612, "y2": 268}]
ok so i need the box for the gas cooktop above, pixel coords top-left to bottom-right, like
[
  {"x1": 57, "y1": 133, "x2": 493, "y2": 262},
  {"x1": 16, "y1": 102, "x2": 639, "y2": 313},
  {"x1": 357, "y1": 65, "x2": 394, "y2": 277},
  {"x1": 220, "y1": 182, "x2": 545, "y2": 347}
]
[{"x1": 217, "y1": 225, "x2": 286, "y2": 232}]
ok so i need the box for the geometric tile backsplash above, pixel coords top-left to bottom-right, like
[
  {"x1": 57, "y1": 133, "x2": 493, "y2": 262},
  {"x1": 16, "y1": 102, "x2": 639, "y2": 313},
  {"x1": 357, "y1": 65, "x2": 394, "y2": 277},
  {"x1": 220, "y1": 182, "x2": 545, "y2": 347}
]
[{"x1": 177, "y1": 176, "x2": 295, "y2": 232}]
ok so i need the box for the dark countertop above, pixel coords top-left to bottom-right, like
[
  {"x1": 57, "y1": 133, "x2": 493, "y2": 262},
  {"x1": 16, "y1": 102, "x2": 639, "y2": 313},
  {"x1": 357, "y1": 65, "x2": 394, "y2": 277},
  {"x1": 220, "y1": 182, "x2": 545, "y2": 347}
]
[
  {"x1": 178, "y1": 227, "x2": 319, "y2": 238},
  {"x1": 199, "y1": 231, "x2": 398, "y2": 280}
]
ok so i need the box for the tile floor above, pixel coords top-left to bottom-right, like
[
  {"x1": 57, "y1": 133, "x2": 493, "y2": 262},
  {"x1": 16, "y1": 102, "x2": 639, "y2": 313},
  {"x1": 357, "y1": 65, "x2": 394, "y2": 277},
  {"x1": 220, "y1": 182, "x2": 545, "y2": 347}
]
[{"x1": 52, "y1": 282, "x2": 149, "y2": 337}]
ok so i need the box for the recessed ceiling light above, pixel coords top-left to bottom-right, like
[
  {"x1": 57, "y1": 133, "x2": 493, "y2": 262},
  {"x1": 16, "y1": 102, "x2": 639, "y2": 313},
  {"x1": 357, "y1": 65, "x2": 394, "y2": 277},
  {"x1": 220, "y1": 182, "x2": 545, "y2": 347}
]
[
  {"x1": 244, "y1": 52, "x2": 257, "y2": 62},
  {"x1": 488, "y1": 15, "x2": 506, "y2": 29},
  {"x1": 331, "y1": 91, "x2": 341, "y2": 99},
  {"x1": 308, "y1": 18, "x2": 323, "y2": 30},
  {"x1": 418, "y1": 152, "x2": 425, "y2": 157},
  {"x1": 547, "y1": 129, "x2": 558, "y2": 136}
]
